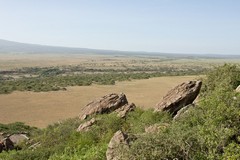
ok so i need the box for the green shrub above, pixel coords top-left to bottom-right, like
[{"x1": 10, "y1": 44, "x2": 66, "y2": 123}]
[
  {"x1": 2, "y1": 64, "x2": 240, "y2": 159},
  {"x1": 0, "y1": 122, "x2": 39, "y2": 135},
  {"x1": 120, "y1": 64, "x2": 240, "y2": 159},
  {"x1": 124, "y1": 108, "x2": 171, "y2": 133}
]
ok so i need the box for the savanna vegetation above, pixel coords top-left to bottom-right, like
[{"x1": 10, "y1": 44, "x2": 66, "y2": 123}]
[
  {"x1": 0, "y1": 65, "x2": 206, "y2": 94},
  {"x1": 0, "y1": 64, "x2": 240, "y2": 160}
]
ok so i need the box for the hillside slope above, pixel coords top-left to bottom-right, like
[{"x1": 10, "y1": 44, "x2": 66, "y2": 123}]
[{"x1": 0, "y1": 64, "x2": 240, "y2": 160}]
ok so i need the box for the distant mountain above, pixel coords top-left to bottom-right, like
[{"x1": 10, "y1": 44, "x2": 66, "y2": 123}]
[
  {"x1": 0, "y1": 39, "x2": 123, "y2": 55},
  {"x1": 0, "y1": 39, "x2": 239, "y2": 59}
]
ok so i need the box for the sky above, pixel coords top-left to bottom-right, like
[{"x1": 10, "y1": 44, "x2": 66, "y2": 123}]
[{"x1": 0, "y1": 0, "x2": 240, "y2": 55}]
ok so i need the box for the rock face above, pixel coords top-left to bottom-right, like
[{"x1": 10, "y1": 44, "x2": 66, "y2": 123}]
[
  {"x1": 77, "y1": 118, "x2": 96, "y2": 132},
  {"x1": 106, "y1": 130, "x2": 129, "y2": 160},
  {"x1": 79, "y1": 93, "x2": 128, "y2": 120},
  {"x1": 115, "y1": 103, "x2": 136, "y2": 118},
  {"x1": 155, "y1": 80, "x2": 202, "y2": 115}
]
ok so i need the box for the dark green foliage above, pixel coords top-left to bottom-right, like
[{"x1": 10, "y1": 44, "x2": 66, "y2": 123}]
[
  {"x1": 0, "y1": 65, "x2": 206, "y2": 94},
  {"x1": 123, "y1": 108, "x2": 171, "y2": 134},
  {"x1": 201, "y1": 64, "x2": 240, "y2": 95},
  {"x1": 0, "y1": 109, "x2": 171, "y2": 160},
  {"x1": 120, "y1": 64, "x2": 240, "y2": 159}
]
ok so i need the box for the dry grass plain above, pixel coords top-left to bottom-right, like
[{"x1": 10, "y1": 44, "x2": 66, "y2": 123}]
[
  {"x1": 0, "y1": 75, "x2": 199, "y2": 128},
  {"x1": 1, "y1": 54, "x2": 239, "y2": 70}
]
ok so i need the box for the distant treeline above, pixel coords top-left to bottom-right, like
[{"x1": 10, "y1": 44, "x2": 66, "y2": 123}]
[{"x1": 0, "y1": 69, "x2": 205, "y2": 94}]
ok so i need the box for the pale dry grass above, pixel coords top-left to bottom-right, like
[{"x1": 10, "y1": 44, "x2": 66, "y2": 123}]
[
  {"x1": 1, "y1": 54, "x2": 239, "y2": 70},
  {"x1": 0, "y1": 76, "x2": 198, "y2": 128}
]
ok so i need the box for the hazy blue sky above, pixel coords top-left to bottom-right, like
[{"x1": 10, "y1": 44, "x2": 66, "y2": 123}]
[{"x1": 0, "y1": 0, "x2": 240, "y2": 54}]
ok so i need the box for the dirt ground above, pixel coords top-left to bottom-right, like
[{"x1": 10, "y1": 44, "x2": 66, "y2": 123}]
[{"x1": 0, "y1": 76, "x2": 199, "y2": 128}]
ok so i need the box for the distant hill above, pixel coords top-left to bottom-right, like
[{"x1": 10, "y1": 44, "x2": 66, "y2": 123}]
[
  {"x1": 0, "y1": 39, "x2": 239, "y2": 59},
  {"x1": 0, "y1": 39, "x2": 122, "y2": 55}
]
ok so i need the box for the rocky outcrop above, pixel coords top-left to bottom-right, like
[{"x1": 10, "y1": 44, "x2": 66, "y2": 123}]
[
  {"x1": 77, "y1": 118, "x2": 96, "y2": 132},
  {"x1": 115, "y1": 103, "x2": 136, "y2": 118},
  {"x1": 106, "y1": 130, "x2": 130, "y2": 160},
  {"x1": 155, "y1": 80, "x2": 202, "y2": 115},
  {"x1": 79, "y1": 93, "x2": 128, "y2": 120}
]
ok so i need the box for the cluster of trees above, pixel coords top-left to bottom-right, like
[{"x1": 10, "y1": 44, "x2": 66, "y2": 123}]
[
  {"x1": 0, "y1": 64, "x2": 239, "y2": 159},
  {"x1": 0, "y1": 69, "x2": 203, "y2": 94}
]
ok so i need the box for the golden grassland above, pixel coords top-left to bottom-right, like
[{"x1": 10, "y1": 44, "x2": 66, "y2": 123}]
[
  {"x1": 1, "y1": 54, "x2": 239, "y2": 70},
  {"x1": 0, "y1": 76, "x2": 198, "y2": 128}
]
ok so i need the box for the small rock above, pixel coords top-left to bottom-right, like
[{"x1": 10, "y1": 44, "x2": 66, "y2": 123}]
[
  {"x1": 9, "y1": 134, "x2": 30, "y2": 145},
  {"x1": 173, "y1": 104, "x2": 194, "y2": 120},
  {"x1": 236, "y1": 85, "x2": 240, "y2": 92},
  {"x1": 106, "y1": 130, "x2": 129, "y2": 160},
  {"x1": 77, "y1": 118, "x2": 96, "y2": 132},
  {"x1": 115, "y1": 103, "x2": 136, "y2": 118},
  {"x1": 145, "y1": 123, "x2": 169, "y2": 133}
]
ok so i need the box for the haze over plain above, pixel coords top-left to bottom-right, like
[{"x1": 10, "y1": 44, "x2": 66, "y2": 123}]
[{"x1": 0, "y1": 0, "x2": 240, "y2": 55}]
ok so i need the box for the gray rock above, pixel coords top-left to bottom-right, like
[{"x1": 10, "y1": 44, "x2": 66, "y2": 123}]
[
  {"x1": 77, "y1": 118, "x2": 96, "y2": 132},
  {"x1": 236, "y1": 85, "x2": 240, "y2": 92},
  {"x1": 155, "y1": 80, "x2": 202, "y2": 116},
  {"x1": 106, "y1": 130, "x2": 130, "y2": 160},
  {"x1": 115, "y1": 103, "x2": 136, "y2": 118},
  {"x1": 173, "y1": 104, "x2": 194, "y2": 120},
  {"x1": 79, "y1": 93, "x2": 128, "y2": 120},
  {"x1": 9, "y1": 134, "x2": 29, "y2": 145}
]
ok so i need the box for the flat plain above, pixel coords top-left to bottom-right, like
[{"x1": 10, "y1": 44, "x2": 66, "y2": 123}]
[
  {"x1": 1, "y1": 53, "x2": 239, "y2": 128},
  {"x1": 0, "y1": 75, "x2": 197, "y2": 128}
]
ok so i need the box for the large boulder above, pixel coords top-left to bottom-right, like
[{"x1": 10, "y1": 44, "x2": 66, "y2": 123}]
[
  {"x1": 79, "y1": 93, "x2": 128, "y2": 120},
  {"x1": 155, "y1": 80, "x2": 202, "y2": 115},
  {"x1": 106, "y1": 130, "x2": 130, "y2": 160}
]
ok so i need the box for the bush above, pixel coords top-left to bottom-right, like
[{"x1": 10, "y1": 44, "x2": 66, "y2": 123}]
[
  {"x1": 120, "y1": 64, "x2": 240, "y2": 159},
  {"x1": 2, "y1": 64, "x2": 239, "y2": 159}
]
